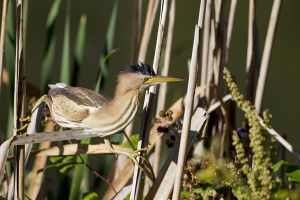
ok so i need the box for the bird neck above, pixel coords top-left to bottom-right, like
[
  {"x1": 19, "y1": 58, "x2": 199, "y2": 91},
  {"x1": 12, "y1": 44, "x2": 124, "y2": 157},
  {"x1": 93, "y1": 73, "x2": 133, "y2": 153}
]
[{"x1": 82, "y1": 89, "x2": 140, "y2": 136}]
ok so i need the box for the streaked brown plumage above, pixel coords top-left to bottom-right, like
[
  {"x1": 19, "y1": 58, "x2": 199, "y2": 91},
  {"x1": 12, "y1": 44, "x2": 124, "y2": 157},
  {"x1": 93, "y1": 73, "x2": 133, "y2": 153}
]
[
  {"x1": 32, "y1": 63, "x2": 182, "y2": 172},
  {"x1": 44, "y1": 63, "x2": 182, "y2": 137}
]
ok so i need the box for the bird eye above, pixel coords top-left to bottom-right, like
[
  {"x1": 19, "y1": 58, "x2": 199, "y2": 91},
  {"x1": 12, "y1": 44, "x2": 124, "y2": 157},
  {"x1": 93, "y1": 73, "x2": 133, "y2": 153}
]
[{"x1": 143, "y1": 77, "x2": 149, "y2": 82}]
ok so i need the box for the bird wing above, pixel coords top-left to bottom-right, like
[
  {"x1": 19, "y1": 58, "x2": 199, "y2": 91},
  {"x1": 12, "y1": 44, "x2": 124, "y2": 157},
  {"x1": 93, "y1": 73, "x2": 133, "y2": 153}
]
[{"x1": 47, "y1": 85, "x2": 111, "y2": 123}]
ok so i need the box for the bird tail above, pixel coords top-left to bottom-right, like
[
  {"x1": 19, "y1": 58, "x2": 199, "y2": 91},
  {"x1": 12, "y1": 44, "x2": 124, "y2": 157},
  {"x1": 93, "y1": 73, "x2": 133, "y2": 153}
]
[{"x1": 48, "y1": 83, "x2": 69, "y2": 89}]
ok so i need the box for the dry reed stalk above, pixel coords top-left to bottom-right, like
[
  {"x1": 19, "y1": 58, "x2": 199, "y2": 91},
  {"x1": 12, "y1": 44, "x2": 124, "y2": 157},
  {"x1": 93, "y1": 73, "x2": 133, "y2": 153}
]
[
  {"x1": 16, "y1": 142, "x2": 144, "y2": 158},
  {"x1": 116, "y1": 0, "x2": 143, "y2": 181},
  {"x1": 224, "y1": 0, "x2": 237, "y2": 66},
  {"x1": 213, "y1": 0, "x2": 226, "y2": 88},
  {"x1": 7, "y1": 97, "x2": 45, "y2": 200},
  {"x1": 130, "y1": 0, "x2": 169, "y2": 199},
  {"x1": 130, "y1": 0, "x2": 142, "y2": 64},
  {"x1": 138, "y1": 0, "x2": 160, "y2": 62},
  {"x1": 200, "y1": 0, "x2": 211, "y2": 95},
  {"x1": 245, "y1": 0, "x2": 256, "y2": 102},
  {"x1": 13, "y1": 0, "x2": 26, "y2": 199},
  {"x1": 258, "y1": 117, "x2": 300, "y2": 160},
  {"x1": 255, "y1": 0, "x2": 281, "y2": 113},
  {"x1": 205, "y1": 20, "x2": 215, "y2": 98},
  {"x1": 153, "y1": 0, "x2": 176, "y2": 177},
  {"x1": 172, "y1": 0, "x2": 206, "y2": 198},
  {"x1": 124, "y1": 0, "x2": 159, "y2": 138},
  {"x1": 0, "y1": 0, "x2": 9, "y2": 102},
  {"x1": 28, "y1": 122, "x2": 54, "y2": 199}
]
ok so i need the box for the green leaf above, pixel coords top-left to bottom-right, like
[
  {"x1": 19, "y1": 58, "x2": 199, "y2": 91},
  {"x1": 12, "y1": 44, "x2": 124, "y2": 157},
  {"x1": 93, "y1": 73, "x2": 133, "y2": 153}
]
[
  {"x1": 82, "y1": 192, "x2": 98, "y2": 200},
  {"x1": 180, "y1": 191, "x2": 190, "y2": 198},
  {"x1": 273, "y1": 160, "x2": 287, "y2": 172},
  {"x1": 38, "y1": 160, "x2": 80, "y2": 174},
  {"x1": 286, "y1": 164, "x2": 300, "y2": 183},
  {"x1": 72, "y1": 14, "x2": 87, "y2": 86},
  {"x1": 59, "y1": 163, "x2": 76, "y2": 174},
  {"x1": 60, "y1": 0, "x2": 71, "y2": 84},
  {"x1": 62, "y1": 156, "x2": 75, "y2": 163},
  {"x1": 50, "y1": 156, "x2": 64, "y2": 163},
  {"x1": 5, "y1": 0, "x2": 16, "y2": 109},
  {"x1": 41, "y1": 0, "x2": 61, "y2": 93},
  {"x1": 46, "y1": 0, "x2": 61, "y2": 27},
  {"x1": 95, "y1": 0, "x2": 119, "y2": 92},
  {"x1": 123, "y1": 134, "x2": 139, "y2": 149},
  {"x1": 194, "y1": 187, "x2": 203, "y2": 194}
]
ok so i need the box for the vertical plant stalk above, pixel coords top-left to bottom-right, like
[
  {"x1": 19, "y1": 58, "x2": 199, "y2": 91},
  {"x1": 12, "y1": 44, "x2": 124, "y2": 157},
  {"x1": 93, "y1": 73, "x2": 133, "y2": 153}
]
[
  {"x1": 130, "y1": 0, "x2": 141, "y2": 64},
  {"x1": 172, "y1": 0, "x2": 206, "y2": 199},
  {"x1": 138, "y1": 0, "x2": 160, "y2": 62},
  {"x1": 153, "y1": 0, "x2": 176, "y2": 177},
  {"x1": 13, "y1": 0, "x2": 25, "y2": 199},
  {"x1": 95, "y1": 0, "x2": 118, "y2": 93},
  {"x1": 255, "y1": 0, "x2": 281, "y2": 113},
  {"x1": 245, "y1": 0, "x2": 256, "y2": 102},
  {"x1": 28, "y1": 122, "x2": 54, "y2": 199},
  {"x1": 0, "y1": 0, "x2": 9, "y2": 103},
  {"x1": 123, "y1": 0, "x2": 142, "y2": 140},
  {"x1": 71, "y1": 14, "x2": 87, "y2": 86},
  {"x1": 205, "y1": 19, "x2": 215, "y2": 99},
  {"x1": 125, "y1": 0, "x2": 159, "y2": 139},
  {"x1": 223, "y1": 0, "x2": 237, "y2": 67},
  {"x1": 130, "y1": 0, "x2": 169, "y2": 199},
  {"x1": 60, "y1": 0, "x2": 71, "y2": 84},
  {"x1": 213, "y1": 0, "x2": 226, "y2": 88},
  {"x1": 118, "y1": 0, "x2": 142, "y2": 179},
  {"x1": 200, "y1": 0, "x2": 211, "y2": 97},
  {"x1": 69, "y1": 15, "x2": 87, "y2": 200}
]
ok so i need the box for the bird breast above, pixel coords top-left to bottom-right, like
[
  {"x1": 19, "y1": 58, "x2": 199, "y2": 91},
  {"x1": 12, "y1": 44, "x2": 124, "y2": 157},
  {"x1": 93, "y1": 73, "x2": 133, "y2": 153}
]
[{"x1": 82, "y1": 90, "x2": 140, "y2": 136}]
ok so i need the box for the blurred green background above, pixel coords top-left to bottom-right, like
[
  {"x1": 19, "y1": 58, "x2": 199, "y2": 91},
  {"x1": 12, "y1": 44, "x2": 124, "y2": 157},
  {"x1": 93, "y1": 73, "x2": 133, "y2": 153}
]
[{"x1": 0, "y1": 0, "x2": 300, "y2": 177}]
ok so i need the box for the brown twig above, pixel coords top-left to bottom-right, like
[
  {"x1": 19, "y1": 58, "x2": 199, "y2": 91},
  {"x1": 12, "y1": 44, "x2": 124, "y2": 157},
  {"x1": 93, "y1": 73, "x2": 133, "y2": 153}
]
[{"x1": 67, "y1": 139, "x2": 117, "y2": 194}]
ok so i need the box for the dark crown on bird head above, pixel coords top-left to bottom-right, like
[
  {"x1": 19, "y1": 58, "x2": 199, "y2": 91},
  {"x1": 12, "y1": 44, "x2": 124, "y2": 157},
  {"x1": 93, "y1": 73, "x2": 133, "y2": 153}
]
[{"x1": 120, "y1": 62, "x2": 156, "y2": 76}]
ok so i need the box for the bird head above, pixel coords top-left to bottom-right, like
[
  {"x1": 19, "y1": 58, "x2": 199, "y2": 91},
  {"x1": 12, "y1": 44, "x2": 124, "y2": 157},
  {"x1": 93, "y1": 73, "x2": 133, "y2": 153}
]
[{"x1": 115, "y1": 63, "x2": 183, "y2": 96}]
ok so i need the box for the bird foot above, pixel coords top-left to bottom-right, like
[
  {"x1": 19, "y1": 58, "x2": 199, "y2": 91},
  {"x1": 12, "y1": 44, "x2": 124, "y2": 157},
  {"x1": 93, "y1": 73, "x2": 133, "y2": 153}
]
[
  {"x1": 109, "y1": 147, "x2": 149, "y2": 171},
  {"x1": 19, "y1": 115, "x2": 31, "y2": 123},
  {"x1": 16, "y1": 116, "x2": 31, "y2": 133}
]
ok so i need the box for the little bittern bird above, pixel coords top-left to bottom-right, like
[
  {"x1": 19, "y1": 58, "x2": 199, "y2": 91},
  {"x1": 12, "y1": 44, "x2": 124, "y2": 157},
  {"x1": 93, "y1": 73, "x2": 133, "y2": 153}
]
[{"x1": 30, "y1": 63, "x2": 182, "y2": 170}]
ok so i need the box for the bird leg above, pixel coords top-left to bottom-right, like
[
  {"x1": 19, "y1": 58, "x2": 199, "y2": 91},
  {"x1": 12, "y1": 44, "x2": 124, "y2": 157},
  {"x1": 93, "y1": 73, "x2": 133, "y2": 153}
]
[
  {"x1": 17, "y1": 95, "x2": 47, "y2": 133},
  {"x1": 103, "y1": 137, "x2": 149, "y2": 171}
]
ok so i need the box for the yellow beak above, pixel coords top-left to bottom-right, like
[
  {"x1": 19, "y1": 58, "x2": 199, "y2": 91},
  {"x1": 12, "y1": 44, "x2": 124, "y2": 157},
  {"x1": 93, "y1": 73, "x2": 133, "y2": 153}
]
[{"x1": 145, "y1": 76, "x2": 184, "y2": 84}]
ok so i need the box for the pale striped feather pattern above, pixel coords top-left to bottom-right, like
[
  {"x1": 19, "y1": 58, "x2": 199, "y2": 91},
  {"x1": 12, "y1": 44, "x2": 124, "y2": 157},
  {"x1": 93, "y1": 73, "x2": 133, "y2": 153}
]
[
  {"x1": 46, "y1": 83, "x2": 140, "y2": 137},
  {"x1": 84, "y1": 93, "x2": 139, "y2": 137}
]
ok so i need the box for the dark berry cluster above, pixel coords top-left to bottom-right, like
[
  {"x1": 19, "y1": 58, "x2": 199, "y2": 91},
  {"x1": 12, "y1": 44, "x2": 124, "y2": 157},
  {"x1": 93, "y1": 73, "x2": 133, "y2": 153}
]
[{"x1": 155, "y1": 110, "x2": 183, "y2": 148}]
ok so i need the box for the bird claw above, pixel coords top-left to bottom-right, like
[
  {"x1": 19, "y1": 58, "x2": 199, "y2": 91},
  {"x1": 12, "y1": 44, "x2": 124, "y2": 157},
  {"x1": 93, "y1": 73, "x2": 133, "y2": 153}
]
[
  {"x1": 16, "y1": 123, "x2": 29, "y2": 133},
  {"x1": 127, "y1": 148, "x2": 149, "y2": 170},
  {"x1": 16, "y1": 116, "x2": 31, "y2": 133},
  {"x1": 109, "y1": 147, "x2": 149, "y2": 172},
  {"x1": 19, "y1": 116, "x2": 31, "y2": 123}
]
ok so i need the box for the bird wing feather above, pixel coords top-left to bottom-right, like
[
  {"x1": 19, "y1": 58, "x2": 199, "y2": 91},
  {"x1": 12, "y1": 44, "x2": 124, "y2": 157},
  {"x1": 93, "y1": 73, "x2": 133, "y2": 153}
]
[{"x1": 48, "y1": 86, "x2": 111, "y2": 123}]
